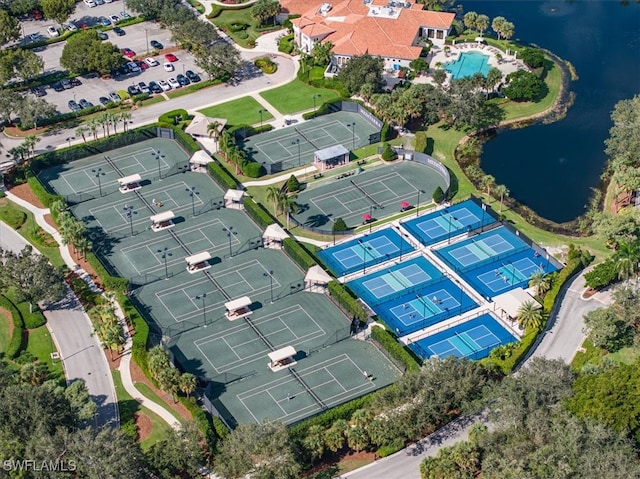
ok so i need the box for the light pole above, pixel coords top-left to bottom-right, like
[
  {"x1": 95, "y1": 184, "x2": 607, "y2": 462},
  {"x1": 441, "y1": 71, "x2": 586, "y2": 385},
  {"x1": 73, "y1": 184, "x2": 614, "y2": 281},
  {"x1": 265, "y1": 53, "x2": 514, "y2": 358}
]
[
  {"x1": 263, "y1": 270, "x2": 274, "y2": 303},
  {"x1": 145, "y1": 28, "x2": 149, "y2": 54},
  {"x1": 92, "y1": 168, "x2": 104, "y2": 197},
  {"x1": 416, "y1": 189, "x2": 424, "y2": 217},
  {"x1": 313, "y1": 94, "x2": 322, "y2": 116},
  {"x1": 186, "y1": 186, "x2": 199, "y2": 216},
  {"x1": 368, "y1": 205, "x2": 376, "y2": 233},
  {"x1": 509, "y1": 261, "x2": 516, "y2": 285},
  {"x1": 292, "y1": 138, "x2": 301, "y2": 167},
  {"x1": 196, "y1": 293, "x2": 207, "y2": 327},
  {"x1": 347, "y1": 122, "x2": 356, "y2": 151},
  {"x1": 446, "y1": 215, "x2": 458, "y2": 244},
  {"x1": 153, "y1": 150, "x2": 164, "y2": 180},
  {"x1": 123, "y1": 204, "x2": 135, "y2": 236},
  {"x1": 416, "y1": 294, "x2": 427, "y2": 330},
  {"x1": 65, "y1": 136, "x2": 75, "y2": 148},
  {"x1": 223, "y1": 226, "x2": 236, "y2": 258},
  {"x1": 258, "y1": 109, "x2": 266, "y2": 129},
  {"x1": 358, "y1": 239, "x2": 372, "y2": 275},
  {"x1": 157, "y1": 247, "x2": 171, "y2": 279}
]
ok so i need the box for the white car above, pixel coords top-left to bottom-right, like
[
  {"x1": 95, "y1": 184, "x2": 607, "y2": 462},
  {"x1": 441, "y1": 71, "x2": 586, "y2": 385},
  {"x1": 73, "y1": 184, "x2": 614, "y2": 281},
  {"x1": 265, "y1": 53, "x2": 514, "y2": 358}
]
[
  {"x1": 109, "y1": 14, "x2": 119, "y2": 23},
  {"x1": 64, "y1": 22, "x2": 78, "y2": 31},
  {"x1": 83, "y1": 0, "x2": 96, "y2": 7},
  {"x1": 158, "y1": 79, "x2": 171, "y2": 91},
  {"x1": 46, "y1": 26, "x2": 59, "y2": 37},
  {"x1": 145, "y1": 57, "x2": 159, "y2": 67},
  {"x1": 167, "y1": 77, "x2": 180, "y2": 88},
  {"x1": 163, "y1": 62, "x2": 174, "y2": 72}
]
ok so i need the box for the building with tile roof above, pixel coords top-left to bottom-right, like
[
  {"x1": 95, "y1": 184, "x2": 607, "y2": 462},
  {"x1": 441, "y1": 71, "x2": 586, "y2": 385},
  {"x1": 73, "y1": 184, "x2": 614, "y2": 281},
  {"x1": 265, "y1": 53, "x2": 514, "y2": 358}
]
[{"x1": 288, "y1": 0, "x2": 455, "y2": 70}]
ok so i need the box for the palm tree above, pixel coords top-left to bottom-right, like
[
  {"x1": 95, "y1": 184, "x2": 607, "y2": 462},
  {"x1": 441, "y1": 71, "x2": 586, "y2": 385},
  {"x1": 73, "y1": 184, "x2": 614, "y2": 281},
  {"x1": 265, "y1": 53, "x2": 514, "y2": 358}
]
[
  {"x1": 75, "y1": 125, "x2": 90, "y2": 143},
  {"x1": 302, "y1": 425, "x2": 325, "y2": 463},
  {"x1": 614, "y1": 240, "x2": 640, "y2": 281},
  {"x1": 266, "y1": 186, "x2": 281, "y2": 216},
  {"x1": 178, "y1": 372, "x2": 197, "y2": 399},
  {"x1": 87, "y1": 118, "x2": 100, "y2": 141},
  {"x1": 517, "y1": 300, "x2": 545, "y2": 330},
  {"x1": 479, "y1": 174, "x2": 495, "y2": 197},
  {"x1": 207, "y1": 120, "x2": 222, "y2": 152},
  {"x1": 280, "y1": 193, "x2": 299, "y2": 229},
  {"x1": 347, "y1": 426, "x2": 369, "y2": 452},
  {"x1": 528, "y1": 270, "x2": 551, "y2": 298},
  {"x1": 120, "y1": 111, "x2": 132, "y2": 132},
  {"x1": 20, "y1": 361, "x2": 48, "y2": 386},
  {"x1": 23, "y1": 134, "x2": 40, "y2": 159},
  {"x1": 494, "y1": 184, "x2": 510, "y2": 213}
]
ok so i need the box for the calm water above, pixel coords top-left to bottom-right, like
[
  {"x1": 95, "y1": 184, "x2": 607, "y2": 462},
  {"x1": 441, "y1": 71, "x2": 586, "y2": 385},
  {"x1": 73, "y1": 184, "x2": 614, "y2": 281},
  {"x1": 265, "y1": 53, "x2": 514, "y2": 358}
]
[{"x1": 465, "y1": 1, "x2": 640, "y2": 223}]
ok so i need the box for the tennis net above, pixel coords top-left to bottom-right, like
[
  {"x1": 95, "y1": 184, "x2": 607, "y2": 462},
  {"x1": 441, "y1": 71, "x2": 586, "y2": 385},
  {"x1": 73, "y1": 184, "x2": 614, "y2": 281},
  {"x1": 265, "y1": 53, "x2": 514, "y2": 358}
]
[
  {"x1": 351, "y1": 180, "x2": 384, "y2": 208},
  {"x1": 290, "y1": 368, "x2": 327, "y2": 410},
  {"x1": 245, "y1": 317, "x2": 274, "y2": 350},
  {"x1": 294, "y1": 127, "x2": 320, "y2": 150},
  {"x1": 455, "y1": 332, "x2": 478, "y2": 353},
  {"x1": 104, "y1": 155, "x2": 124, "y2": 176},
  {"x1": 415, "y1": 296, "x2": 440, "y2": 316},
  {"x1": 473, "y1": 240, "x2": 496, "y2": 258}
]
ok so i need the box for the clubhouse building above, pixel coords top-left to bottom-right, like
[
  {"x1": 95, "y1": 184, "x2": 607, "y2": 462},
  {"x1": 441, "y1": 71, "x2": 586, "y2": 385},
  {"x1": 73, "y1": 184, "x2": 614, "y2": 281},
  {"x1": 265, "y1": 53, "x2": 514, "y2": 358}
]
[{"x1": 288, "y1": 0, "x2": 455, "y2": 70}]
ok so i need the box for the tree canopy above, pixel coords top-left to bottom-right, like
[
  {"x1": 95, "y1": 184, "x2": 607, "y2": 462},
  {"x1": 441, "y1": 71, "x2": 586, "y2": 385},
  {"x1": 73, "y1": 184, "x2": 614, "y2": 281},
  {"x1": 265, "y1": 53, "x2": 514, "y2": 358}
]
[
  {"x1": 337, "y1": 54, "x2": 384, "y2": 95},
  {"x1": 60, "y1": 30, "x2": 124, "y2": 75},
  {"x1": 503, "y1": 70, "x2": 544, "y2": 101}
]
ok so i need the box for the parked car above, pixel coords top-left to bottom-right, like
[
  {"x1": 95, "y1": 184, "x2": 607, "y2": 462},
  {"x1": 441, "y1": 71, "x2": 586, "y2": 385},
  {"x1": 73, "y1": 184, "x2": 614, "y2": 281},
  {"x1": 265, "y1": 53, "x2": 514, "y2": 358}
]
[
  {"x1": 148, "y1": 81, "x2": 162, "y2": 94},
  {"x1": 138, "y1": 82, "x2": 150, "y2": 94},
  {"x1": 127, "y1": 85, "x2": 141, "y2": 96},
  {"x1": 109, "y1": 14, "x2": 120, "y2": 23},
  {"x1": 61, "y1": 79, "x2": 73, "y2": 89},
  {"x1": 83, "y1": 0, "x2": 96, "y2": 7},
  {"x1": 137, "y1": 60, "x2": 148, "y2": 70},
  {"x1": 68, "y1": 100, "x2": 81, "y2": 112},
  {"x1": 176, "y1": 74, "x2": 190, "y2": 86},
  {"x1": 150, "y1": 40, "x2": 163, "y2": 50},
  {"x1": 98, "y1": 16, "x2": 111, "y2": 26},
  {"x1": 163, "y1": 62, "x2": 174, "y2": 72},
  {"x1": 108, "y1": 91, "x2": 121, "y2": 102},
  {"x1": 98, "y1": 96, "x2": 111, "y2": 106},
  {"x1": 167, "y1": 77, "x2": 180, "y2": 88},
  {"x1": 52, "y1": 82, "x2": 64, "y2": 92},
  {"x1": 70, "y1": 78, "x2": 82, "y2": 86},
  {"x1": 145, "y1": 57, "x2": 159, "y2": 67},
  {"x1": 79, "y1": 98, "x2": 93, "y2": 109},
  {"x1": 122, "y1": 48, "x2": 135, "y2": 58},
  {"x1": 46, "y1": 26, "x2": 59, "y2": 37},
  {"x1": 94, "y1": 0, "x2": 104, "y2": 5},
  {"x1": 120, "y1": 11, "x2": 131, "y2": 19},
  {"x1": 96, "y1": 30, "x2": 108, "y2": 40},
  {"x1": 28, "y1": 33, "x2": 40, "y2": 42},
  {"x1": 185, "y1": 70, "x2": 201, "y2": 82},
  {"x1": 31, "y1": 86, "x2": 46, "y2": 97},
  {"x1": 158, "y1": 79, "x2": 171, "y2": 91},
  {"x1": 64, "y1": 22, "x2": 78, "y2": 31},
  {"x1": 126, "y1": 61, "x2": 140, "y2": 73},
  {"x1": 113, "y1": 27, "x2": 125, "y2": 36},
  {"x1": 164, "y1": 53, "x2": 178, "y2": 62}
]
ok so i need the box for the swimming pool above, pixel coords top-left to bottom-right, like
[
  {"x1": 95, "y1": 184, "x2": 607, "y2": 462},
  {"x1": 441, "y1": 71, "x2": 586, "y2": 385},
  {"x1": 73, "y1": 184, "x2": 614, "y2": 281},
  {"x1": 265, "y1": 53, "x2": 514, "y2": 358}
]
[{"x1": 444, "y1": 52, "x2": 491, "y2": 79}]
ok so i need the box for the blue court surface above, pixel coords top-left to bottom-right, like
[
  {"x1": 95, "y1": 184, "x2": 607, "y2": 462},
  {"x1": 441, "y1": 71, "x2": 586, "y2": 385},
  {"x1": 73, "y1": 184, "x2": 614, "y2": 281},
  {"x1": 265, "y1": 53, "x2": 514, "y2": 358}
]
[
  {"x1": 459, "y1": 248, "x2": 560, "y2": 299},
  {"x1": 376, "y1": 278, "x2": 478, "y2": 336},
  {"x1": 347, "y1": 256, "x2": 444, "y2": 307},
  {"x1": 318, "y1": 229, "x2": 414, "y2": 276},
  {"x1": 402, "y1": 200, "x2": 496, "y2": 246},
  {"x1": 433, "y1": 226, "x2": 529, "y2": 273},
  {"x1": 409, "y1": 314, "x2": 517, "y2": 360}
]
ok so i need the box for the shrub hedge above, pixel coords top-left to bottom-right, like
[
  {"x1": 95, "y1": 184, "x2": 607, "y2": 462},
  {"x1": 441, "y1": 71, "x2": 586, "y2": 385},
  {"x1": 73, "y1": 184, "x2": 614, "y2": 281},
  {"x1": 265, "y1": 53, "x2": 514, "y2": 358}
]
[
  {"x1": 583, "y1": 259, "x2": 617, "y2": 290},
  {"x1": 179, "y1": 396, "x2": 218, "y2": 449},
  {"x1": 227, "y1": 124, "x2": 273, "y2": 138},
  {"x1": 327, "y1": 281, "x2": 368, "y2": 322},
  {"x1": 158, "y1": 109, "x2": 188, "y2": 127},
  {"x1": 370, "y1": 326, "x2": 421, "y2": 372},
  {"x1": 207, "y1": 160, "x2": 240, "y2": 190},
  {"x1": 243, "y1": 197, "x2": 275, "y2": 228},
  {"x1": 173, "y1": 127, "x2": 200, "y2": 154},
  {"x1": 376, "y1": 438, "x2": 405, "y2": 457},
  {"x1": 116, "y1": 291, "x2": 149, "y2": 377},
  {"x1": 380, "y1": 122, "x2": 392, "y2": 142},
  {"x1": 283, "y1": 238, "x2": 317, "y2": 270},
  {"x1": 213, "y1": 416, "x2": 229, "y2": 440},
  {"x1": 543, "y1": 252, "x2": 592, "y2": 312},
  {"x1": 16, "y1": 300, "x2": 46, "y2": 329},
  {"x1": 26, "y1": 172, "x2": 61, "y2": 207},
  {"x1": 1, "y1": 294, "x2": 25, "y2": 359},
  {"x1": 414, "y1": 131, "x2": 428, "y2": 153},
  {"x1": 278, "y1": 34, "x2": 295, "y2": 54},
  {"x1": 86, "y1": 252, "x2": 129, "y2": 292}
]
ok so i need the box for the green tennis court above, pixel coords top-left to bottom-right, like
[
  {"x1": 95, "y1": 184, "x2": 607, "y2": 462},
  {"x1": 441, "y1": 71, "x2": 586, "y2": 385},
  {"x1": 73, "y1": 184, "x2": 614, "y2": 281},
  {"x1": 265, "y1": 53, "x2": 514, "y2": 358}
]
[
  {"x1": 240, "y1": 111, "x2": 379, "y2": 172},
  {"x1": 293, "y1": 161, "x2": 449, "y2": 230},
  {"x1": 37, "y1": 138, "x2": 190, "y2": 203}
]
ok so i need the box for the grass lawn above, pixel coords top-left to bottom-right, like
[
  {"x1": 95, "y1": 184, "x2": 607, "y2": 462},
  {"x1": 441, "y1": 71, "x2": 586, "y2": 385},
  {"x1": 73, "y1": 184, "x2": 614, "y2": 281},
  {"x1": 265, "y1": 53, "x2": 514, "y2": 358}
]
[
  {"x1": 26, "y1": 325, "x2": 64, "y2": 382},
  {"x1": 134, "y1": 382, "x2": 185, "y2": 425},
  {"x1": 112, "y1": 370, "x2": 174, "y2": 451},
  {"x1": 198, "y1": 96, "x2": 273, "y2": 126},
  {"x1": 211, "y1": 7, "x2": 281, "y2": 49},
  {"x1": 0, "y1": 311, "x2": 10, "y2": 354},
  {"x1": 259, "y1": 79, "x2": 341, "y2": 115},
  {"x1": 571, "y1": 340, "x2": 606, "y2": 373},
  {"x1": 608, "y1": 347, "x2": 640, "y2": 365}
]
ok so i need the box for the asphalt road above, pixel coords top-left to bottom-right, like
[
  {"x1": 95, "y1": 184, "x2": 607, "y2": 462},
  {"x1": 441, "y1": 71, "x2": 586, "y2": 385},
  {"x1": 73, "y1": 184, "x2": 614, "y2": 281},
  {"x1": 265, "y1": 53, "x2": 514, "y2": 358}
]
[{"x1": 0, "y1": 221, "x2": 118, "y2": 428}]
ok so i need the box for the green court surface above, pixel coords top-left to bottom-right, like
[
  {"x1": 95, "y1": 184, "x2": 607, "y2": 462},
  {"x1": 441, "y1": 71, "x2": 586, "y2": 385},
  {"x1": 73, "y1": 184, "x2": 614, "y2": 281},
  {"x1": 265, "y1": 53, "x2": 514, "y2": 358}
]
[
  {"x1": 37, "y1": 139, "x2": 190, "y2": 202},
  {"x1": 37, "y1": 137, "x2": 401, "y2": 426},
  {"x1": 197, "y1": 97, "x2": 274, "y2": 126},
  {"x1": 292, "y1": 161, "x2": 449, "y2": 230},
  {"x1": 259, "y1": 79, "x2": 341, "y2": 115},
  {"x1": 240, "y1": 111, "x2": 379, "y2": 172}
]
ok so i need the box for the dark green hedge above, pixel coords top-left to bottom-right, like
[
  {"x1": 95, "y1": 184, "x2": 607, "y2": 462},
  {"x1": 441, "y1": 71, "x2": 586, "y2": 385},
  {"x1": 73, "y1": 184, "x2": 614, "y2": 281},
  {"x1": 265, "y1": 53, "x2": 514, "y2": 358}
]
[
  {"x1": 327, "y1": 281, "x2": 367, "y2": 322},
  {"x1": 173, "y1": 127, "x2": 200, "y2": 154},
  {"x1": 278, "y1": 34, "x2": 295, "y2": 54},
  {"x1": 414, "y1": 131, "x2": 428, "y2": 153},
  {"x1": 376, "y1": 438, "x2": 405, "y2": 457},
  {"x1": 227, "y1": 124, "x2": 273, "y2": 137},
  {"x1": 29, "y1": 126, "x2": 157, "y2": 173},
  {"x1": 26, "y1": 172, "x2": 61, "y2": 207},
  {"x1": 290, "y1": 393, "x2": 373, "y2": 439},
  {"x1": 207, "y1": 160, "x2": 240, "y2": 190},
  {"x1": 1, "y1": 294, "x2": 25, "y2": 359},
  {"x1": 86, "y1": 252, "x2": 129, "y2": 292},
  {"x1": 544, "y1": 252, "x2": 592, "y2": 312},
  {"x1": 283, "y1": 237, "x2": 317, "y2": 270},
  {"x1": 584, "y1": 259, "x2": 617, "y2": 291},
  {"x1": 158, "y1": 109, "x2": 188, "y2": 126},
  {"x1": 371, "y1": 327, "x2": 421, "y2": 372},
  {"x1": 179, "y1": 396, "x2": 217, "y2": 450},
  {"x1": 243, "y1": 197, "x2": 275, "y2": 229},
  {"x1": 213, "y1": 416, "x2": 229, "y2": 440},
  {"x1": 19, "y1": 302, "x2": 46, "y2": 329},
  {"x1": 116, "y1": 292, "x2": 149, "y2": 377}
]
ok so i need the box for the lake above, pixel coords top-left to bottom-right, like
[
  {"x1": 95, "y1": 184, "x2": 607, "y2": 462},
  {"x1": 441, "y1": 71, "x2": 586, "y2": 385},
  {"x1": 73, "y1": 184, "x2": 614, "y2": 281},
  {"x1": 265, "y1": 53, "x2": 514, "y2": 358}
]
[{"x1": 467, "y1": 1, "x2": 640, "y2": 223}]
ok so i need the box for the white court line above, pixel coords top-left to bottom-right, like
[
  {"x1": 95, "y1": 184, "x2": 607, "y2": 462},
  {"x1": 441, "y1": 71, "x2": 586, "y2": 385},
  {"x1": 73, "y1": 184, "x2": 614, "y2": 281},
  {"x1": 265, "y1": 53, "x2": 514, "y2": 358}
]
[
  {"x1": 267, "y1": 390, "x2": 288, "y2": 414},
  {"x1": 222, "y1": 337, "x2": 242, "y2": 360}
]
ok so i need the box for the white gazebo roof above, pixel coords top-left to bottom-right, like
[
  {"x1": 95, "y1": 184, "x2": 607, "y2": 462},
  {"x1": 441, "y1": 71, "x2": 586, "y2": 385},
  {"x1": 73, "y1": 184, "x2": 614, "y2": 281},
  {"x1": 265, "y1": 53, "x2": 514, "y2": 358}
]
[
  {"x1": 185, "y1": 251, "x2": 211, "y2": 265},
  {"x1": 150, "y1": 210, "x2": 175, "y2": 224},
  {"x1": 267, "y1": 346, "x2": 296, "y2": 363},
  {"x1": 305, "y1": 265, "x2": 332, "y2": 285},
  {"x1": 315, "y1": 144, "x2": 350, "y2": 161},
  {"x1": 190, "y1": 150, "x2": 214, "y2": 166},
  {"x1": 224, "y1": 296, "x2": 252, "y2": 312},
  {"x1": 185, "y1": 114, "x2": 226, "y2": 137},
  {"x1": 117, "y1": 173, "x2": 142, "y2": 185},
  {"x1": 263, "y1": 223, "x2": 289, "y2": 241},
  {"x1": 224, "y1": 189, "x2": 245, "y2": 201},
  {"x1": 493, "y1": 287, "x2": 541, "y2": 319}
]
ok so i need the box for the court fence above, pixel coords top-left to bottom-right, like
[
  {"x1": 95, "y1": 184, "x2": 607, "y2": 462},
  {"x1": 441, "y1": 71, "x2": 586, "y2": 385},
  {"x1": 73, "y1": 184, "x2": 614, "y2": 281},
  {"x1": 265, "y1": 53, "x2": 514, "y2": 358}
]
[
  {"x1": 446, "y1": 243, "x2": 531, "y2": 274},
  {"x1": 307, "y1": 326, "x2": 352, "y2": 355}
]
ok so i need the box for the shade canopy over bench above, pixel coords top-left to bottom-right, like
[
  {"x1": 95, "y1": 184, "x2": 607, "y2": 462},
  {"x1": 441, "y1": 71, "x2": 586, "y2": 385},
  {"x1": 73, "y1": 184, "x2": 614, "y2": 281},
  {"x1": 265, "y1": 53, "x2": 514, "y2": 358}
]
[
  {"x1": 150, "y1": 210, "x2": 175, "y2": 231},
  {"x1": 224, "y1": 296, "x2": 252, "y2": 320},
  {"x1": 268, "y1": 346, "x2": 297, "y2": 372},
  {"x1": 185, "y1": 251, "x2": 212, "y2": 273},
  {"x1": 118, "y1": 173, "x2": 142, "y2": 193}
]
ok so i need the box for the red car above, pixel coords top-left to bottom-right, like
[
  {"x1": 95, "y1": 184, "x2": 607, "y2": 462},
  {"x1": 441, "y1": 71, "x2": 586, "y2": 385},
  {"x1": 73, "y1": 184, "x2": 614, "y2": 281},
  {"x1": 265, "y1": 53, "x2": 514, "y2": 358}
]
[
  {"x1": 137, "y1": 60, "x2": 149, "y2": 70},
  {"x1": 122, "y1": 48, "x2": 135, "y2": 58},
  {"x1": 164, "y1": 53, "x2": 178, "y2": 62}
]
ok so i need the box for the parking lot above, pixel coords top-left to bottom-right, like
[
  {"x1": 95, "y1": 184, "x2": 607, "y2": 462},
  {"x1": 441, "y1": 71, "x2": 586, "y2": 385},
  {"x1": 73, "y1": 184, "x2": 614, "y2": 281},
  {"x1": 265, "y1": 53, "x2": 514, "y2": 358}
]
[{"x1": 17, "y1": 1, "x2": 203, "y2": 113}]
